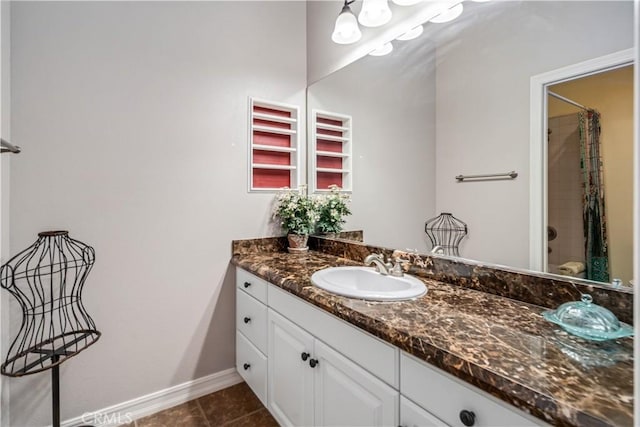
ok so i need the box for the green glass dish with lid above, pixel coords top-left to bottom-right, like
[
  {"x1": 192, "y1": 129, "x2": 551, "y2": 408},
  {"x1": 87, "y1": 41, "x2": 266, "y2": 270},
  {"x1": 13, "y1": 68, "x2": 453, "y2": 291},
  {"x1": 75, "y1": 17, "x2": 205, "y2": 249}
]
[{"x1": 543, "y1": 294, "x2": 634, "y2": 341}]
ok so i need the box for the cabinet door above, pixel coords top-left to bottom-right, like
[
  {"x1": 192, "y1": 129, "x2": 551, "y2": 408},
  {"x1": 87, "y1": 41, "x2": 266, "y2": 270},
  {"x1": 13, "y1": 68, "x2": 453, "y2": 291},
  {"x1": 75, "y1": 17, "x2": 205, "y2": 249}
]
[
  {"x1": 313, "y1": 340, "x2": 398, "y2": 427},
  {"x1": 268, "y1": 309, "x2": 314, "y2": 427},
  {"x1": 400, "y1": 396, "x2": 448, "y2": 427}
]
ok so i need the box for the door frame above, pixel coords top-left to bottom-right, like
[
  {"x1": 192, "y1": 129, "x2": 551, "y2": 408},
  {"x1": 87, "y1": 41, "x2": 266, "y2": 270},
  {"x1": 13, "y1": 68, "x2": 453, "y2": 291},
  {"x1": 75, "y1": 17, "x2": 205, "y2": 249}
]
[{"x1": 529, "y1": 48, "x2": 635, "y2": 273}]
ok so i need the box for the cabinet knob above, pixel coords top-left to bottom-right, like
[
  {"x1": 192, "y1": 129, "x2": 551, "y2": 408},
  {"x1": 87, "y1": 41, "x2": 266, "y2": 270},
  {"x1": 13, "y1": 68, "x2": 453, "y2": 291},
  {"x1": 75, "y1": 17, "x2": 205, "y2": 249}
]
[
  {"x1": 301, "y1": 352, "x2": 310, "y2": 361},
  {"x1": 243, "y1": 363, "x2": 251, "y2": 371},
  {"x1": 243, "y1": 281, "x2": 251, "y2": 288},
  {"x1": 243, "y1": 317, "x2": 251, "y2": 324},
  {"x1": 459, "y1": 410, "x2": 475, "y2": 426},
  {"x1": 309, "y1": 358, "x2": 319, "y2": 368}
]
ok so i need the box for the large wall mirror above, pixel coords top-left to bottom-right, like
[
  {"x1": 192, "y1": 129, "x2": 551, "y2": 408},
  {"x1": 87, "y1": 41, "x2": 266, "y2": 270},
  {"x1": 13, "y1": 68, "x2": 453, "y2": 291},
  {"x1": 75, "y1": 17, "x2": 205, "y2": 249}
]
[{"x1": 306, "y1": 0, "x2": 634, "y2": 288}]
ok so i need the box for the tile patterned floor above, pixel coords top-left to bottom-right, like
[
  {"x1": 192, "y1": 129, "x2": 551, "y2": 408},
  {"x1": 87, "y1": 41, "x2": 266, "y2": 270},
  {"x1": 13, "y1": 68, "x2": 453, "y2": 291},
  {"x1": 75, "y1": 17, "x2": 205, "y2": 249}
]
[{"x1": 122, "y1": 382, "x2": 278, "y2": 427}]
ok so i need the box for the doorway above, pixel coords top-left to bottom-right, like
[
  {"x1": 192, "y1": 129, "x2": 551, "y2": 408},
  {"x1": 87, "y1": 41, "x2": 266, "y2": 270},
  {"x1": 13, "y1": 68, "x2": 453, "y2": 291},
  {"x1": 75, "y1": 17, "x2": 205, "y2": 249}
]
[
  {"x1": 529, "y1": 48, "x2": 634, "y2": 287},
  {"x1": 546, "y1": 66, "x2": 633, "y2": 285}
]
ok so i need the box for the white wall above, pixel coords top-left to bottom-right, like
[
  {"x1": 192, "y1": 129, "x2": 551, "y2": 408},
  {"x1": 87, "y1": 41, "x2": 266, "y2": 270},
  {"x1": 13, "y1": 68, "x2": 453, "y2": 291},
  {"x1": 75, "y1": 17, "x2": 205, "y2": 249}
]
[
  {"x1": 435, "y1": 1, "x2": 634, "y2": 268},
  {"x1": 9, "y1": 2, "x2": 306, "y2": 425},
  {"x1": 0, "y1": 0, "x2": 9, "y2": 425},
  {"x1": 546, "y1": 114, "x2": 584, "y2": 269},
  {"x1": 308, "y1": 40, "x2": 436, "y2": 251}
]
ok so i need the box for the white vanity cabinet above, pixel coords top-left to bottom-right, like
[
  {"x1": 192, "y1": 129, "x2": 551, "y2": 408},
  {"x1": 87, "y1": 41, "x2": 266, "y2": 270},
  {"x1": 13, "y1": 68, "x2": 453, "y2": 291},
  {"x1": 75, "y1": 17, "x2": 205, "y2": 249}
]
[
  {"x1": 313, "y1": 339, "x2": 397, "y2": 427},
  {"x1": 235, "y1": 269, "x2": 269, "y2": 406},
  {"x1": 267, "y1": 292, "x2": 398, "y2": 427},
  {"x1": 235, "y1": 267, "x2": 543, "y2": 427},
  {"x1": 400, "y1": 353, "x2": 542, "y2": 427},
  {"x1": 268, "y1": 309, "x2": 315, "y2": 426},
  {"x1": 400, "y1": 396, "x2": 448, "y2": 427}
]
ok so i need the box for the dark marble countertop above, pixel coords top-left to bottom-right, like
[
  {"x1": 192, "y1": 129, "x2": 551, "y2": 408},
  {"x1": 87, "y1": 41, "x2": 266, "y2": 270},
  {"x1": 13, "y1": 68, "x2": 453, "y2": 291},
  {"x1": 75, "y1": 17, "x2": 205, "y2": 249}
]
[{"x1": 231, "y1": 250, "x2": 633, "y2": 427}]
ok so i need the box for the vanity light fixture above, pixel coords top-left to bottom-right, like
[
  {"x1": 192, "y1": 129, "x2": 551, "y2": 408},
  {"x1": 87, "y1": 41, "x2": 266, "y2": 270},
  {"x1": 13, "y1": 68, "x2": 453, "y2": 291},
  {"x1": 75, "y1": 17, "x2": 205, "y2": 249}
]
[
  {"x1": 396, "y1": 24, "x2": 423, "y2": 41},
  {"x1": 429, "y1": 3, "x2": 464, "y2": 23},
  {"x1": 369, "y1": 42, "x2": 394, "y2": 56},
  {"x1": 358, "y1": 0, "x2": 393, "y2": 28},
  {"x1": 332, "y1": 0, "x2": 362, "y2": 44}
]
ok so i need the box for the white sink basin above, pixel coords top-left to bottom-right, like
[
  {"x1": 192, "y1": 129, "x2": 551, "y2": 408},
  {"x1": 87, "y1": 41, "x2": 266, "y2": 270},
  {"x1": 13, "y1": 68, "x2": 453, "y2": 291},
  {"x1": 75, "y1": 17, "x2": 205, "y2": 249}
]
[{"x1": 310, "y1": 266, "x2": 427, "y2": 301}]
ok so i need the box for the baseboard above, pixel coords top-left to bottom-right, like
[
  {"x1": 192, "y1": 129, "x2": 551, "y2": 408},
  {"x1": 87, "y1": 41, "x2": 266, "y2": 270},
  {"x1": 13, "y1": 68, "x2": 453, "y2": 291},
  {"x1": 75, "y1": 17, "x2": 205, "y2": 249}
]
[{"x1": 61, "y1": 368, "x2": 243, "y2": 427}]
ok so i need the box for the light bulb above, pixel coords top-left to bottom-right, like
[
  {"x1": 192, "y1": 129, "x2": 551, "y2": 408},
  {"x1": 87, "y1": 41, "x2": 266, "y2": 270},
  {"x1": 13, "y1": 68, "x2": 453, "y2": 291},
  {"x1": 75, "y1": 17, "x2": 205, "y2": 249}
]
[
  {"x1": 430, "y1": 3, "x2": 464, "y2": 24},
  {"x1": 396, "y1": 25, "x2": 423, "y2": 41},
  {"x1": 391, "y1": 0, "x2": 423, "y2": 5},
  {"x1": 369, "y1": 42, "x2": 393, "y2": 56},
  {"x1": 332, "y1": 4, "x2": 362, "y2": 44},
  {"x1": 358, "y1": 0, "x2": 392, "y2": 28}
]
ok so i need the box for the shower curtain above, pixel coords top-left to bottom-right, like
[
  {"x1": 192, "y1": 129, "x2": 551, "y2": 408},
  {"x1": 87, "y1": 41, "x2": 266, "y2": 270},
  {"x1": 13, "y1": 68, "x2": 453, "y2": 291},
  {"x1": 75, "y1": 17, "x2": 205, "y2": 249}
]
[{"x1": 579, "y1": 110, "x2": 609, "y2": 282}]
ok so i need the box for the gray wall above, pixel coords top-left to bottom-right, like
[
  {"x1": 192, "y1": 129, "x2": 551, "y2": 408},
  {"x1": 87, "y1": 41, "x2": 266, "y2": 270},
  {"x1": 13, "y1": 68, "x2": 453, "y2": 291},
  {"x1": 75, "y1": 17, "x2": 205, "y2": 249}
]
[
  {"x1": 9, "y1": 2, "x2": 306, "y2": 425},
  {"x1": 308, "y1": 40, "x2": 437, "y2": 251},
  {"x1": 434, "y1": 1, "x2": 634, "y2": 268},
  {"x1": 0, "y1": 1, "x2": 10, "y2": 426}
]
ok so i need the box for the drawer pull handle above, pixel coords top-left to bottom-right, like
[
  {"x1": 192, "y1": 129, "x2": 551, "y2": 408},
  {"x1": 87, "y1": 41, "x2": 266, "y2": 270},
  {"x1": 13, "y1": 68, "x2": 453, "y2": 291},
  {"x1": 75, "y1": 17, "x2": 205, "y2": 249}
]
[
  {"x1": 243, "y1": 282, "x2": 251, "y2": 288},
  {"x1": 309, "y1": 358, "x2": 319, "y2": 368},
  {"x1": 243, "y1": 317, "x2": 251, "y2": 324},
  {"x1": 301, "y1": 352, "x2": 310, "y2": 361},
  {"x1": 459, "y1": 410, "x2": 475, "y2": 426},
  {"x1": 243, "y1": 363, "x2": 251, "y2": 371}
]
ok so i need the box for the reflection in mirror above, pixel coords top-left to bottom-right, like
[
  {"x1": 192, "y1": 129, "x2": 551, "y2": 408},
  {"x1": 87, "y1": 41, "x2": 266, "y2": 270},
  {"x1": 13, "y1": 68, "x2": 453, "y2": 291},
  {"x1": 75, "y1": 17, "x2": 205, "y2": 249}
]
[
  {"x1": 307, "y1": 33, "x2": 436, "y2": 252},
  {"x1": 546, "y1": 65, "x2": 633, "y2": 286},
  {"x1": 306, "y1": 1, "x2": 634, "y2": 288}
]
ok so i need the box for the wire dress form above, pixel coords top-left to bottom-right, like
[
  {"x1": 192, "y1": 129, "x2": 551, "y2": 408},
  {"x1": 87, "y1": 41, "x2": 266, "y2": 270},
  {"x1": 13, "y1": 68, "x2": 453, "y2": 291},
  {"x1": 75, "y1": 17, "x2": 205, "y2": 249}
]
[
  {"x1": 0, "y1": 231, "x2": 100, "y2": 377},
  {"x1": 424, "y1": 213, "x2": 468, "y2": 257}
]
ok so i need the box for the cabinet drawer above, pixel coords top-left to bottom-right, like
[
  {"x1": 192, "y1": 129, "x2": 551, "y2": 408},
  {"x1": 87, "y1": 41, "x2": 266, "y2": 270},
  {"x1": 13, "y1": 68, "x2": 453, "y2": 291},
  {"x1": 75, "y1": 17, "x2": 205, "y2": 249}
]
[
  {"x1": 237, "y1": 268, "x2": 268, "y2": 304},
  {"x1": 237, "y1": 289, "x2": 268, "y2": 353},
  {"x1": 236, "y1": 331, "x2": 267, "y2": 407},
  {"x1": 400, "y1": 396, "x2": 448, "y2": 427},
  {"x1": 269, "y1": 284, "x2": 399, "y2": 388},
  {"x1": 400, "y1": 353, "x2": 542, "y2": 427}
]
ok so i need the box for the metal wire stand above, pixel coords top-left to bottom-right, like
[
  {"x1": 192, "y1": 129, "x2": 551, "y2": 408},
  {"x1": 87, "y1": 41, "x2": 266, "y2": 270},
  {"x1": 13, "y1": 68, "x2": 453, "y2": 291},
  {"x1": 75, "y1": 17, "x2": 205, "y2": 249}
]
[
  {"x1": 425, "y1": 213, "x2": 468, "y2": 256},
  {"x1": 0, "y1": 231, "x2": 100, "y2": 427}
]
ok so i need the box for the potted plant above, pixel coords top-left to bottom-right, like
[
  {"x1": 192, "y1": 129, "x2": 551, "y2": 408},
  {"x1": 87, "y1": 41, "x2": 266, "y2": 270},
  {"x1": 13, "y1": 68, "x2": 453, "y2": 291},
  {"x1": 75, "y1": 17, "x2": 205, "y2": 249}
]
[
  {"x1": 273, "y1": 185, "x2": 318, "y2": 252},
  {"x1": 315, "y1": 185, "x2": 351, "y2": 237}
]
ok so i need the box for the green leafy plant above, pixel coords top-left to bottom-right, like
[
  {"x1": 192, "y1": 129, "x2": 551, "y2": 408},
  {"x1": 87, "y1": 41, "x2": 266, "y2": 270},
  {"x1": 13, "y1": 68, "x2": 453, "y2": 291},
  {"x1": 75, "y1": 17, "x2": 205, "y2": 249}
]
[
  {"x1": 315, "y1": 185, "x2": 351, "y2": 234},
  {"x1": 273, "y1": 185, "x2": 319, "y2": 235}
]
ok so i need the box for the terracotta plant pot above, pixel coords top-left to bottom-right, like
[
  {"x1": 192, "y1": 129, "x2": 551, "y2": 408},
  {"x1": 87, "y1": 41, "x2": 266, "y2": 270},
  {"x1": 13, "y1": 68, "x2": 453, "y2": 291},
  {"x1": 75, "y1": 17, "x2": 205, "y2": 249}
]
[{"x1": 287, "y1": 233, "x2": 309, "y2": 253}]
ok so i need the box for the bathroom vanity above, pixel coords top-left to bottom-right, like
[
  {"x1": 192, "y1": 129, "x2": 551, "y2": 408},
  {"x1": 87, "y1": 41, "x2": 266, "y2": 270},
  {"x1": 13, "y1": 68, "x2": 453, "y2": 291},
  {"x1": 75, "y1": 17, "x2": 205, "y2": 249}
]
[{"x1": 231, "y1": 237, "x2": 633, "y2": 427}]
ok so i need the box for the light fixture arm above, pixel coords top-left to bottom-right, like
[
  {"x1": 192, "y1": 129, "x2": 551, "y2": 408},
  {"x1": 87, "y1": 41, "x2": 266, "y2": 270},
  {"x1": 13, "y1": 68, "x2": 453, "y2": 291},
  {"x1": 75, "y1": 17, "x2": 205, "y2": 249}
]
[{"x1": 340, "y1": 0, "x2": 356, "y2": 13}]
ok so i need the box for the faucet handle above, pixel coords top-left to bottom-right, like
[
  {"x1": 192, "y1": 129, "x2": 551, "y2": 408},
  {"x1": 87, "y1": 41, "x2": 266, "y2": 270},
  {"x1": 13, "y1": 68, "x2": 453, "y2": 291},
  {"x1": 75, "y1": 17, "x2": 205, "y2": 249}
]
[
  {"x1": 431, "y1": 245, "x2": 445, "y2": 255},
  {"x1": 390, "y1": 258, "x2": 410, "y2": 277}
]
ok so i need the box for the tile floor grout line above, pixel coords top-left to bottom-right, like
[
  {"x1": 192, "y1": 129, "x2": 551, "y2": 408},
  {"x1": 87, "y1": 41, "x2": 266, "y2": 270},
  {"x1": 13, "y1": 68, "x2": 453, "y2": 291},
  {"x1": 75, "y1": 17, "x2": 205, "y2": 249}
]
[
  {"x1": 195, "y1": 398, "x2": 213, "y2": 427},
  {"x1": 221, "y1": 407, "x2": 266, "y2": 426}
]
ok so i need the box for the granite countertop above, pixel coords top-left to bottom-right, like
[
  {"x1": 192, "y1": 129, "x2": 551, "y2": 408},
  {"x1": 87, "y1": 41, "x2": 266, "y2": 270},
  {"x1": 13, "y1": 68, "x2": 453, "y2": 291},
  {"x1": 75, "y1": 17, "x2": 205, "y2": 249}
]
[{"x1": 231, "y1": 249, "x2": 633, "y2": 427}]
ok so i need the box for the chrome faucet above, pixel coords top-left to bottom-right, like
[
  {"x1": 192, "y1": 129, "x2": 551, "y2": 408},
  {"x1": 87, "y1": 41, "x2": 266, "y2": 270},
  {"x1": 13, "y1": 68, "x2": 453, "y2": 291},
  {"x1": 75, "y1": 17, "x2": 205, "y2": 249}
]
[{"x1": 364, "y1": 253, "x2": 392, "y2": 275}]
